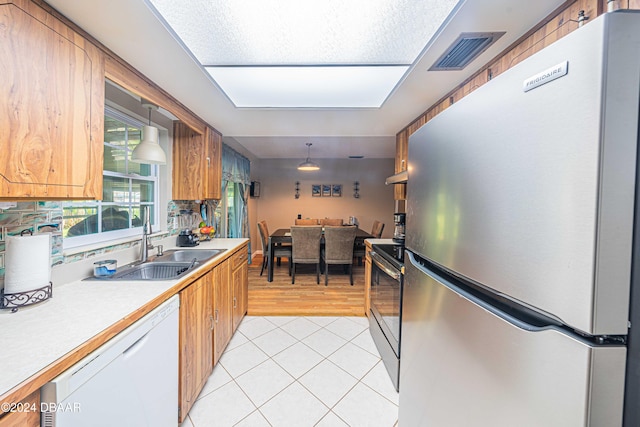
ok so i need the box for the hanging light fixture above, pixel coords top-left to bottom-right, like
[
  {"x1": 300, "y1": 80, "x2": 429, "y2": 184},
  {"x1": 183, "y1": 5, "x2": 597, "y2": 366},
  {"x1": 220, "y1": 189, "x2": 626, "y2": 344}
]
[
  {"x1": 131, "y1": 100, "x2": 167, "y2": 165},
  {"x1": 297, "y1": 142, "x2": 320, "y2": 171}
]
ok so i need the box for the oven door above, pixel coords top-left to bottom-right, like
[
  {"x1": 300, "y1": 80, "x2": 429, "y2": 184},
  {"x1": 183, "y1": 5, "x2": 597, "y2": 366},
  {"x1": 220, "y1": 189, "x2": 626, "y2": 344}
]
[{"x1": 369, "y1": 250, "x2": 402, "y2": 356}]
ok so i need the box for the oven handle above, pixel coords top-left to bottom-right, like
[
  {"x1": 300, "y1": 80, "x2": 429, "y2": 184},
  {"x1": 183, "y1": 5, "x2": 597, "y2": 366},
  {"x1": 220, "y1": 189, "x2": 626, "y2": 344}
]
[{"x1": 370, "y1": 251, "x2": 401, "y2": 280}]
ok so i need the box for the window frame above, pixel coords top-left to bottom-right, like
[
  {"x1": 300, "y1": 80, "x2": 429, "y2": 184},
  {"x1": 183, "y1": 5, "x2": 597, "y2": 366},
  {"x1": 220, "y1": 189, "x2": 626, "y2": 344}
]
[{"x1": 62, "y1": 106, "x2": 161, "y2": 250}]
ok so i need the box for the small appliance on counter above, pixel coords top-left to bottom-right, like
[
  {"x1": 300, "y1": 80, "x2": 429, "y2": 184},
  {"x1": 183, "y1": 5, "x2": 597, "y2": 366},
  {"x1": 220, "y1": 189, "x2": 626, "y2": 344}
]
[
  {"x1": 393, "y1": 213, "x2": 405, "y2": 243},
  {"x1": 176, "y1": 229, "x2": 199, "y2": 247}
]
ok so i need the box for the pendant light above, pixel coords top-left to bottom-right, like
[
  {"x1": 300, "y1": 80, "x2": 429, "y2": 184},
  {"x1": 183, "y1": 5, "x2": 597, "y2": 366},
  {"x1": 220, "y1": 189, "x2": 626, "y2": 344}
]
[
  {"x1": 131, "y1": 101, "x2": 167, "y2": 165},
  {"x1": 297, "y1": 142, "x2": 320, "y2": 171}
]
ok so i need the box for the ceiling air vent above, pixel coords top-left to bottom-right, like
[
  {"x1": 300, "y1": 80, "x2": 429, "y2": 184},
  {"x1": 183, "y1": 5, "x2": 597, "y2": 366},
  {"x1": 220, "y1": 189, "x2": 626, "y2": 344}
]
[{"x1": 429, "y1": 32, "x2": 505, "y2": 71}]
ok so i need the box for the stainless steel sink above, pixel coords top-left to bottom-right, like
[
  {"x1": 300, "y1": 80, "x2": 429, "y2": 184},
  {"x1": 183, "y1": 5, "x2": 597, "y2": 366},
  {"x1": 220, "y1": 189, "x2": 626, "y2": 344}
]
[
  {"x1": 151, "y1": 248, "x2": 226, "y2": 263},
  {"x1": 87, "y1": 262, "x2": 199, "y2": 281},
  {"x1": 84, "y1": 249, "x2": 225, "y2": 281}
]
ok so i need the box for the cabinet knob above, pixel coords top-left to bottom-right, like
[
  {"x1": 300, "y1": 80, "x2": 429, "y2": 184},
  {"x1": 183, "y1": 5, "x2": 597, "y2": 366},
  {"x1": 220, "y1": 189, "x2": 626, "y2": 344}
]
[
  {"x1": 214, "y1": 309, "x2": 219, "y2": 323},
  {"x1": 209, "y1": 314, "x2": 214, "y2": 330},
  {"x1": 206, "y1": 157, "x2": 211, "y2": 167},
  {"x1": 233, "y1": 297, "x2": 237, "y2": 309}
]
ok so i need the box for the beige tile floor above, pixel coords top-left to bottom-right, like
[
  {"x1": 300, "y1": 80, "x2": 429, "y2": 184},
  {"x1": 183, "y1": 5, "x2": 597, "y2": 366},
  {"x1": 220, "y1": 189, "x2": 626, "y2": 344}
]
[{"x1": 180, "y1": 316, "x2": 399, "y2": 427}]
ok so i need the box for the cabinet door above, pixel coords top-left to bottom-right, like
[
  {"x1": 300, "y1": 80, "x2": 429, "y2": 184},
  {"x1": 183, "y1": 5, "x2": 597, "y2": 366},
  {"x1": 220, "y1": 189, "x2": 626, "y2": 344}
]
[
  {"x1": 213, "y1": 259, "x2": 232, "y2": 366},
  {"x1": 364, "y1": 243, "x2": 372, "y2": 317},
  {"x1": 173, "y1": 122, "x2": 206, "y2": 200},
  {"x1": 179, "y1": 274, "x2": 213, "y2": 423},
  {"x1": 173, "y1": 123, "x2": 222, "y2": 201},
  {"x1": 0, "y1": 390, "x2": 39, "y2": 427},
  {"x1": 0, "y1": 2, "x2": 104, "y2": 199},
  {"x1": 204, "y1": 127, "x2": 222, "y2": 200},
  {"x1": 232, "y1": 246, "x2": 248, "y2": 331},
  {"x1": 394, "y1": 130, "x2": 408, "y2": 200}
]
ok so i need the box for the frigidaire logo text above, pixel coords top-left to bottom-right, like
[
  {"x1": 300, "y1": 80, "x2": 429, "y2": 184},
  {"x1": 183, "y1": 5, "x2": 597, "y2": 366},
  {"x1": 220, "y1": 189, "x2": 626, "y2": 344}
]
[
  {"x1": 523, "y1": 61, "x2": 568, "y2": 92},
  {"x1": 526, "y1": 67, "x2": 563, "y2": 87}
]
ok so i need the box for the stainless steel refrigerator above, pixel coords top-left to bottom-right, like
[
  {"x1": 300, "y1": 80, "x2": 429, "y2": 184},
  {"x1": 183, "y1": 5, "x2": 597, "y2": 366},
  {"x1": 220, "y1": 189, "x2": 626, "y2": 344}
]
[{"x1": 400, "y1": 11, "x2": 640, "y2": 427}]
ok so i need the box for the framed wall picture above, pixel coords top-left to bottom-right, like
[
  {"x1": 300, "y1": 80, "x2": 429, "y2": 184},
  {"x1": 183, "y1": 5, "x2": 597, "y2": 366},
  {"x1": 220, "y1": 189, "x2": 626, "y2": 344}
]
[
  {"x1": 312, "y1": 184, "x2": 321, "y2": 197},
  {"x1": 331, "y1": 184, "x2": 342, "y2": 197},
  {"x1": 322, "y1": 184, "x2": 331, "y2": 197}
]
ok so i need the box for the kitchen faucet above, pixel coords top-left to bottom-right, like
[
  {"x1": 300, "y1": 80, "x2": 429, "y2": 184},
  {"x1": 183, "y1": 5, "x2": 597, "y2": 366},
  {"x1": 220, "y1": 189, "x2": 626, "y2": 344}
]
[{"x1": 140, "y1": 207, "x2": 161, "y2": 263}]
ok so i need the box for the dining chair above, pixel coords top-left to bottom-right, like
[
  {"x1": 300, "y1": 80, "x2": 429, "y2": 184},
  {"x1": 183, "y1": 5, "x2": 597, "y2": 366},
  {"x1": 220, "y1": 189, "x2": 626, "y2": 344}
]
[
  {"x1": 295, "y1": 218, "x2": 319, "y2": 225},
  {"x1": 371, "y1": 220, "x2": 385, "y2": 238},
  {"x1": 258, "y1": 221, "x2": 292, "y2": 276},
  {"x1": 353, "y1": 220, "x2": 384, "y2": 265},
  {"x1": 322, "y1": 225, "x2": 357, "y2": 286},
  {"x1": 290, "y1": 225, "x2": 323, "y2": 284},
  {"x1": 260, "y1": 220, "x2": 291, "y2": 265},
  {"x1": 320, "y1": 218, "x2": 343, "y2": 226}
]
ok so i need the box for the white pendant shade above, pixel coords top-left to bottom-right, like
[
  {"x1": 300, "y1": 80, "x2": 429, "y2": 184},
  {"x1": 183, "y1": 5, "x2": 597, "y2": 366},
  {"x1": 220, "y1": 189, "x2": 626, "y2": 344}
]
[
  {"x1": 297, "y1": 160, "x2": 320, "y2": 171},
  {"x1": 131, "y1": 125, "x2": 166, "y2": 164},
  {"x1": 297, "y1": 142, "x2": 320, "y2": 171}
]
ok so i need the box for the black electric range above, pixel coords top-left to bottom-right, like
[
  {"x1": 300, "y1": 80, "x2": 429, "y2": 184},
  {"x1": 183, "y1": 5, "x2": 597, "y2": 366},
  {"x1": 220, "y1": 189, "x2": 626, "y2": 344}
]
[
  {"x1": 368, "y1": 242, "x2": 405, "y2": 391},
  {"x1": 372, "y1": 243, "x2": 405, "y2": 270}
]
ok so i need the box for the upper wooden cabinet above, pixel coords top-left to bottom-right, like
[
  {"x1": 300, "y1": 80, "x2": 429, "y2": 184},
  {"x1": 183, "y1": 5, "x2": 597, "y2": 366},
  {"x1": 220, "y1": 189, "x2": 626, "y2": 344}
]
[
  {"x1": 205, "y1": 126, "x2": 222, "y2": 200},
  {"x1": 172, "y1": 123, "x2": 222, "y2": 200},
  {"x1": 0, "y1": 0, "x2": 104, "y2": 199},
  {"x1": 394, "y1": 130, "x2": 408, "y2": 200}
]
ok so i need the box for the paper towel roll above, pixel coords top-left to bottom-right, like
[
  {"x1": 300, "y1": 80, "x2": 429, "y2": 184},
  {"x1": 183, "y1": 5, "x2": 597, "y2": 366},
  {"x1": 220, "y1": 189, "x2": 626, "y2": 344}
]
[{"x1": 5, "y1": 233, "x2": 51, "y2": 294}]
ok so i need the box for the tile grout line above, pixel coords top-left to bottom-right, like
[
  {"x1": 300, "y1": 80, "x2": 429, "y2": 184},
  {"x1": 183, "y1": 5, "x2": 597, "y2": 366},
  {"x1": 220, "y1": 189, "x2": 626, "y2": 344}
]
[{"x1": 194, "y1": 315, "x2": 398, "y2": 427}]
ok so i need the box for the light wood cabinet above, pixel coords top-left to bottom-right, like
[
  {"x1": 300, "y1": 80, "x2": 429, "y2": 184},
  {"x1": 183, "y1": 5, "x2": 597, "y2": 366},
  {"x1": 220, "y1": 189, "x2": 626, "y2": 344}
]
[
  {"x1": 394, "y1": 130, "x2": 408, "y2": 200},
  {"x1": 0, "y1": 390, "x2": 40, "y2": 427},
  {"x1": 213, "y1": 258, "x2": 232, "y2": 366},
  {"x1": 231, "y1": 244, "x2": 249, "y2": 332},
  {"x1": 178, "y1": 273, "x2": 213, "y2": 423},
  {"x1": 172, "y1": 123, "x2": 222, "y2": 201},
  {"x1": 0, "y1": 0, "x2": 104, "y2": 200},
  {"x1": 205, "y1": 127, "x2": 222, "y2": 200},
  {"x1": 364, "y1": 242, "x2": 372, "y2": 316},
  {"x1": 178, "y1": 244, "x2": 248, "y2": 420}
]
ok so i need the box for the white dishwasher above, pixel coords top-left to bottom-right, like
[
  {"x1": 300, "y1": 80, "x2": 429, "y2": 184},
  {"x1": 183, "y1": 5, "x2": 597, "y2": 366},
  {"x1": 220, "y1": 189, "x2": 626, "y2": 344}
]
[{"x1": 41, "y1": 295, "x2": 180, "y2": 427}]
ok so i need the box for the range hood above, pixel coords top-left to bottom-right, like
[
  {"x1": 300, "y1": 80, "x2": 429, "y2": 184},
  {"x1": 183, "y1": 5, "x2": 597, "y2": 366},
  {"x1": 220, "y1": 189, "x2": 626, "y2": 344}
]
[{"x1": 385, "y1": 170, "x2": 408, "y2": 185}]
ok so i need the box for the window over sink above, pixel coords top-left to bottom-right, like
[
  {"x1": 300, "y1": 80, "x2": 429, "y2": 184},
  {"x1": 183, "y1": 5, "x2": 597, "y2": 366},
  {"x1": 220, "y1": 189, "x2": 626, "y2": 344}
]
[{"x1": 62, "y1": 106, "x2": 160, "y2": 249}]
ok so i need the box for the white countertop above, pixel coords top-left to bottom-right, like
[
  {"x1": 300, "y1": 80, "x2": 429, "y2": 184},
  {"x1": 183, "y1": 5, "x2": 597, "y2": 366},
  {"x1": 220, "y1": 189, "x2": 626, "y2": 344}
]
[{"x1": 0, "y1": 238, "x2": 247, "y2": 400}]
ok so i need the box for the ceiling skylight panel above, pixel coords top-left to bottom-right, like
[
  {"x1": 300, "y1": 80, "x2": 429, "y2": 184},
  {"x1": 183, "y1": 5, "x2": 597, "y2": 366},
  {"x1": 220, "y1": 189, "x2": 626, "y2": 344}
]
[
  {"x1": 205, "y1": 66, "x2": 409, "y2": 108},
  {"x1": 146, "y1": 0, "x2": 460, "y2": 65}
]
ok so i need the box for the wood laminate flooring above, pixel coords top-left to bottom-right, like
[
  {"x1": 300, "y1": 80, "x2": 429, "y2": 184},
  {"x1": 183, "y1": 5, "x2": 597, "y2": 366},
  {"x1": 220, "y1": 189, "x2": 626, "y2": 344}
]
[{"x1": 248, "y1": 255, "x2": 366, "y2": 317}]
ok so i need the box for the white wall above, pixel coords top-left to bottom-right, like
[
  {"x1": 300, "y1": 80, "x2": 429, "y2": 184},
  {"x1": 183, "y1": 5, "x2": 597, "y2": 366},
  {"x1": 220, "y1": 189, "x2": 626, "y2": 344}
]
[{"x1": 249, "y1": 157, "x2": 395, "y2": 255}]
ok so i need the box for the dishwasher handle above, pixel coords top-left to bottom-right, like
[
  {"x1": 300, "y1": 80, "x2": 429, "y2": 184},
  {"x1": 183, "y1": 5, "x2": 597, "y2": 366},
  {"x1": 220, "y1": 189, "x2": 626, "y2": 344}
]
[{"x1": 123, "y1": 332, "x2": 149, "y2": 359}]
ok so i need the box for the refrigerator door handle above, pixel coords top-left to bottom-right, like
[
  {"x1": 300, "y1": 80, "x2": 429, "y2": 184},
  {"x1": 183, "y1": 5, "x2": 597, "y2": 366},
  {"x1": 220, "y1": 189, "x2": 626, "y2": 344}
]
[{"x1": 408, "y1": 251, "x2": 559, "y2": 333}]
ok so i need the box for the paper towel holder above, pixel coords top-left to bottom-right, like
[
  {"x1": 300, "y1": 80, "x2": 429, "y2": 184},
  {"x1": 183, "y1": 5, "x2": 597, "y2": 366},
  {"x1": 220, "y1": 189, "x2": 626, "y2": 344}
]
[
  {"x1": 1, "y1": 229, "x2": 53, "y2": 312},
  {"x1": 1, "y1": 282, "x2": 53, "y2": 313}
]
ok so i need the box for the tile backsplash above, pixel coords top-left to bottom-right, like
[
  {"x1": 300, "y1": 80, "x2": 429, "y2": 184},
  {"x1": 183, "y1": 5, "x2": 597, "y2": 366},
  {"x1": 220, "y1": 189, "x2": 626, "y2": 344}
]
[{"x1": 0, "y1": 200, "x2": 219, "y2": 288}]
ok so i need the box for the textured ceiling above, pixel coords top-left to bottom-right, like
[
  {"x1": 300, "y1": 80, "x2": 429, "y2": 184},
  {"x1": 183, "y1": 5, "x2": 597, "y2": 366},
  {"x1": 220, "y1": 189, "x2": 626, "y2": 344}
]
[{"x1": 45, "y1": 0, "x2": 567, "y2": 159}]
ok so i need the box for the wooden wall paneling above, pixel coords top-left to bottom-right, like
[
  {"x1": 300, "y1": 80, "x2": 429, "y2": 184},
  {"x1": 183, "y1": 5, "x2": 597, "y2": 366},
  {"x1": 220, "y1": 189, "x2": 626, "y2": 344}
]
[
  {"x1": 628, "y1": 0, "x2": 640, "y2": 8},
  {"x1": 395, "y1": 0, "x2": 610, "y2": 141},
  {"x1": 104, "y1": 56, "x2": 206, "y2": 135}
]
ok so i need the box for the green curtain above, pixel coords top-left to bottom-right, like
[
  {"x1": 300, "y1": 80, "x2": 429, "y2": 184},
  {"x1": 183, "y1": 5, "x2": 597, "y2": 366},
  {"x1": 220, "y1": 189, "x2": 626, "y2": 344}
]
[{"x1": 221, "y1": 145, "x2": 251, "y2": 260}]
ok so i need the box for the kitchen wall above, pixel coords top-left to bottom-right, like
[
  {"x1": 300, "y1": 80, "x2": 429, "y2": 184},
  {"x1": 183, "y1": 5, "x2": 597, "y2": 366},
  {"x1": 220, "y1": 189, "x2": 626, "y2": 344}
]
[{"x1": 250, "y1": 157, "x2": 395, "y2": 257}]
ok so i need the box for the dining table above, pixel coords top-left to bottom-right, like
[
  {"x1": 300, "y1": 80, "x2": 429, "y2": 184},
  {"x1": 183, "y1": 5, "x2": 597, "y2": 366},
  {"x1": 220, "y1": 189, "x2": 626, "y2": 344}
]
[{"x1": 267, "y1": 227, "x2": 374, "y2": 282}]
